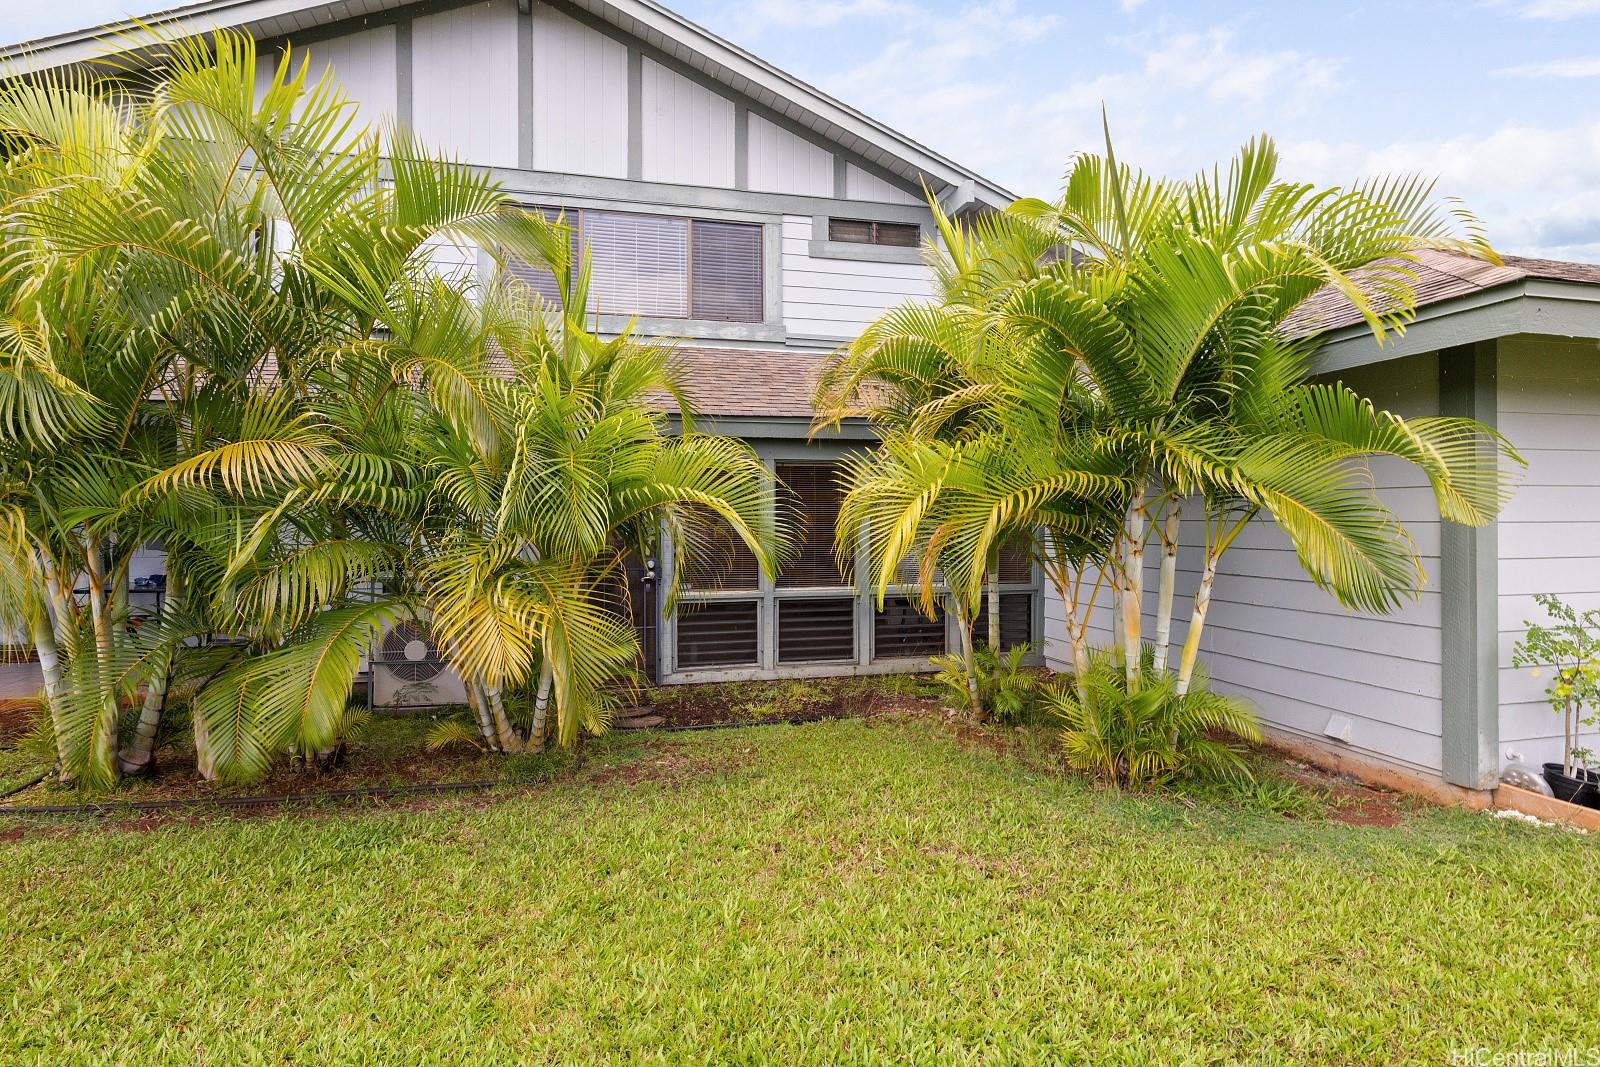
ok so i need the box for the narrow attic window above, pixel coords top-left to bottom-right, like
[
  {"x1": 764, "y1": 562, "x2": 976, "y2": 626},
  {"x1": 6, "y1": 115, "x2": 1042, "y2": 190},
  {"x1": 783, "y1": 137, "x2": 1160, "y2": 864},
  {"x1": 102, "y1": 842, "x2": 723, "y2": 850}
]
[{"x1": 827, "y1": 218, "x2": 920, "y2": 248}]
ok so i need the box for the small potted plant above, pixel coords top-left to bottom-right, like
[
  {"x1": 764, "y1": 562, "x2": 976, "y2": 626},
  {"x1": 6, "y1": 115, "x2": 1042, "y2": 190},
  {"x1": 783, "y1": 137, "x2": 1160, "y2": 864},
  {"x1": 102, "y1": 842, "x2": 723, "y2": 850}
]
[{"x1": 1512, "y1": 594, "x2": 1600, "y2": 808}]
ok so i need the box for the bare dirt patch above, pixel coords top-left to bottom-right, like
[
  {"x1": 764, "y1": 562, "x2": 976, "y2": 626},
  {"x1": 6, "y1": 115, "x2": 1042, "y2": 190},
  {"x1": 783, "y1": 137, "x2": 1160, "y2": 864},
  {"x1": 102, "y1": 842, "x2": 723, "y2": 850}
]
[{"x1": 1274, "y1": 760, "x2": 1416, "y2": 827}]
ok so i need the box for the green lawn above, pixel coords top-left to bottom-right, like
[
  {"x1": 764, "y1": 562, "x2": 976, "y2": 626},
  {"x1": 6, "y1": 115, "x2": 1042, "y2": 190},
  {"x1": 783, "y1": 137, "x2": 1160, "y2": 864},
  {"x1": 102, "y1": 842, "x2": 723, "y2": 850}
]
[{"x1": 2, "y1": 715, "x2": 1597, "y2": 1065}]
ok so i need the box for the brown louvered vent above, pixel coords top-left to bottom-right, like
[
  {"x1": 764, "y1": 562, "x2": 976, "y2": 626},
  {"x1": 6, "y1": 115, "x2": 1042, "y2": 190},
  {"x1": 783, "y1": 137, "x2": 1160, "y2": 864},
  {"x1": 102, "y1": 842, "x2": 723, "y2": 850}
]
[
  {"x1": 691, "y1": 220, "x2": 763, "y2": 322},
  {"x1": 827, "y1": 218, "x2": 920, "y2": 247},
  {"x1": 975, "y1": 593, "x2": 1034, "y2": 651},
  {"x1": 874, "y1": 596, "x2": 945, "y2": 659},
  {"x1": 776, "y1": 463, "x2": 848, "y2": 588},
  {"x1": 777, "y1": 597, "x2": 856, "y2": 663},
  {"x1": 676, "y1": 600, "x2": 759, "y2": 669}
]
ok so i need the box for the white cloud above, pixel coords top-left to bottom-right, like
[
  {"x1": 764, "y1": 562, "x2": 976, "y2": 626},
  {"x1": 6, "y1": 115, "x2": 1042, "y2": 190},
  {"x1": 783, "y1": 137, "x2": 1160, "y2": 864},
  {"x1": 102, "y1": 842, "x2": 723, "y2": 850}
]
[
  {"x1": 1283, "y1": 122, "x2": 1600, "y2": 258},
  {"x1": 1510, "y1": 0, "x2": 1600, "y2": 18},
  {"x1": 727, "y1": 0, "x2": 914, "y2": 33},
  {"x1": 1496, "y1": 56, "x2": 1600, "y2": 77},
  {"x1": 1118, "y1": 0, "x2": 1148, "y2": 11},
  {"x1": 816, "y1": 14, "x2": 1344, "y2": 198}
]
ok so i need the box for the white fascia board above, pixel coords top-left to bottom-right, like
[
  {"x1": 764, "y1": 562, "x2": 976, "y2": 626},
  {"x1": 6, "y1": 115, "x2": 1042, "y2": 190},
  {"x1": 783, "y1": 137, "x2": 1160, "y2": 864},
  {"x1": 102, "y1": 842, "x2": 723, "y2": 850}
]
[{"x1": 1311, "y1": 281, "x2": 1600, "y2": 374}]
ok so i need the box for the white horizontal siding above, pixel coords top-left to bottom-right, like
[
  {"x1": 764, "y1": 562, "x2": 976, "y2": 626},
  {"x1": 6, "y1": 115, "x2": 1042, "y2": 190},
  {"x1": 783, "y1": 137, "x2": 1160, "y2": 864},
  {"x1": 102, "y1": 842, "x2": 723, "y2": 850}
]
[
  {"x1": 640, "y1": 58, "x2": 735, "y2": 187},
  {"x1": 1043, "y1": 352, "x2": 1448, "y2": 775},
  {"x1": 1496, "y1": 337, "x2": 1600, "y2": 764},
  {"x1": 413, "y1": 0, "x2": 519, "y2": 166},
  {"x1": 747, "y1": 113, "x2": 833, "y2": 197},
  {"x1": 532, "y1": 2, "x2": 627, "y2": 177},
  {"x1": 780, "y1": 215, "x2": 933, "y2": 340}
]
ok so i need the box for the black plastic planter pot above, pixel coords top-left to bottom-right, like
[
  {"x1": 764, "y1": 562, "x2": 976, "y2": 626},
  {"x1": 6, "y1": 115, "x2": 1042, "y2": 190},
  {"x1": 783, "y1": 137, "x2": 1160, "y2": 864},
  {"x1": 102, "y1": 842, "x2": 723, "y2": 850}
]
[{"x1": 1542, "y1": 763, "x2": 1600, "y2": 809}]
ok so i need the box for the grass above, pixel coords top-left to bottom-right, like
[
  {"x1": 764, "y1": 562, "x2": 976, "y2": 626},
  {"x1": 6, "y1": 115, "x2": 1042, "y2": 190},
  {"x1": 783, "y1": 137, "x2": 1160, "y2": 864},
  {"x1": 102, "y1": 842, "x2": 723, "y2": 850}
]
[{"x1": 2, "y1": 714, "x2": 1597, "y2": 1065}]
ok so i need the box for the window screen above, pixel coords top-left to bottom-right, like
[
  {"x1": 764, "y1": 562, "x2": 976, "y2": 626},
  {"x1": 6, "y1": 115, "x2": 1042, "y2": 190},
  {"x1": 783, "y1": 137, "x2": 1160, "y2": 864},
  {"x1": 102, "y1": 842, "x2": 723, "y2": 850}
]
[
  {"x1": 777, "y1": 597, "x2": 856, "y2": 663},
  {"x1": 776, "y1": 463, "x2": 848, "y2": 588},
  {"x1": 502, "y1": 206, "x2": 575, "y2": 306},
  {"x1": 691, "y1": 220, "x2": 763, "y2": 322},
  {"x1": 678, "y1": 510, "x2": 760, "y2": 592},
  {"x1": 583, "y1": 210, "x2": 689, "y2": 318},
  {"x1": 874, "y1": 596, "x2": 945, "y2": 659},
  {"x1": 827, "y1": 218, "x2": 920, "y2": 247},
  {"x1": 997, "y1": 540, "x2": 1033, "y2": 583},
  {"x1": 676, "y1": 600, "x2": 759, "y2": 669}
]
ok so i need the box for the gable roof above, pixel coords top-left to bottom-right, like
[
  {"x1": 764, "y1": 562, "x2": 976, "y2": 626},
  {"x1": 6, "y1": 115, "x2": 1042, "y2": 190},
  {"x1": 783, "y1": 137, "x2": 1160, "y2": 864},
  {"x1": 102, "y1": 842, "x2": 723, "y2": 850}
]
[
  {"x1": 1285, "y1": 249, "x2": 1600, "y2": 340},
  {"x1": 0, "y1": 0, "x2": 1014, "y2": 210}
]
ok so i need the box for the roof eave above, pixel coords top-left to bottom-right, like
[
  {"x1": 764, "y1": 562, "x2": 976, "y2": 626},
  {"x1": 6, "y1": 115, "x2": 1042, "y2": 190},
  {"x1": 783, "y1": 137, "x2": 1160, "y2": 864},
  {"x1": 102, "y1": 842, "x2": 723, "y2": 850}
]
[
  {"x1": 1310, "y1": 278, "x2": 1600, "y2": 375},
  {"x1": 0, "y1": 0, "x2": 1016, "y2": 207}
]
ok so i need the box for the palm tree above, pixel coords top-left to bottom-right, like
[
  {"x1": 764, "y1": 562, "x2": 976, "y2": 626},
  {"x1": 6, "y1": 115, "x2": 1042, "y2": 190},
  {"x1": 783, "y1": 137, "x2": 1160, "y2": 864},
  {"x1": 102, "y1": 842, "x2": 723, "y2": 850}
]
[
  {"x1": 0, "y1": 28, "x2": 785, "y2": 785},
  {"x1": 824, "y1": 132, "x2": 1522, "y2": 711}
]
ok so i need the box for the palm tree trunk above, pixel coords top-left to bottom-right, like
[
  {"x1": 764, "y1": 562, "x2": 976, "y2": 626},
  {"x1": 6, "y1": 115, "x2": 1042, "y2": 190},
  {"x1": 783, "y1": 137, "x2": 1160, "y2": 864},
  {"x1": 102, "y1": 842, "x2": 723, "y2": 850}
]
[
  {"x1": 955, "y1": 613, "x2": 982, "y2": 716},
  {"x1": 1152, "y1": 499, "x2": 1181, "y2": 673},
  {"x1": 1175, "y1": 554, "x2": 1218, "y2": 697},
  {"x1": 486, "y1": 684, "x2": 521, "y2": 752},
  {"x1": 29, "y1": 613, "x2": 62, "y2": 707},
  {"x1": 1122, "y1": 491, "x2": 1147, "y2": 689},
  {"x1": 193, "y1": 703, "x2": 218, "y2": 781},
  {"x1": 83, "y1": 534, "x2": 119, "y2": 783},
  {"x1": 118, "y1": 572, "x2": 179, "y2": 776},
  {"x1": 467, "y1": 682, "x2": 499, "y2": 752},
  {"x1": 986, "y1": 554, "x2": 1001, "y2": 650},
  {"x1": 117, "y1": 652, "x2": 170, "y2": 776},
  {"x1": 528, "y1": 657, "x2": 555, "y2": 753}
]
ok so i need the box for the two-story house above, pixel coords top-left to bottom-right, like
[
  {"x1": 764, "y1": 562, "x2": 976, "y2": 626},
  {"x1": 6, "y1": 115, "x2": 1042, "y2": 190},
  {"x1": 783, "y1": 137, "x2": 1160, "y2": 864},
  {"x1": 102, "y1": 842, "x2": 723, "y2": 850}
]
[{"x1": 4, "y1": 0, "x2": 1039, "y2": 689}]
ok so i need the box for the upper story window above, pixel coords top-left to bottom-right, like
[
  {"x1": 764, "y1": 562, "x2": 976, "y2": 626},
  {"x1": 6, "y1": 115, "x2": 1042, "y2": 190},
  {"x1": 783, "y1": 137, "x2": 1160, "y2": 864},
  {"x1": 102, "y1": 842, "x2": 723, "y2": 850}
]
[
  {"x1": 507, "y1": 207, "x2": 764, "y2": 323},
  {"x1": 826, "y1": 218, "x2": 920, "y2": 248}
]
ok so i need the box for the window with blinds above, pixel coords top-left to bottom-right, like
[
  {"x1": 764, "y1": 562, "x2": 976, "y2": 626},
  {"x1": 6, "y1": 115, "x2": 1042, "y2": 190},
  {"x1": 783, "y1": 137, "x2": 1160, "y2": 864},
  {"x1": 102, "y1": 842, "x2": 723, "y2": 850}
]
[
  {"x1": 586, "y1": 210, "x2": 689, "y2": 318},
  {"x1": 827, "y1": 218, "x2": 921, "y2": 247},
  {"x1": 690, "y1": 220, "x2": 763, "y2": 322},
  {"x1": 503, "y1": 207, "x2": 763, "y2": 323},
  {"x1": 776, "y1": 463, "x2": 848, "y2": 588},
  {"x1": 501, "y1": 207, "x2": 575, "y2": 306},
  {"x1": 678, "y1": 509, "x2": 761, "y2": 592}
]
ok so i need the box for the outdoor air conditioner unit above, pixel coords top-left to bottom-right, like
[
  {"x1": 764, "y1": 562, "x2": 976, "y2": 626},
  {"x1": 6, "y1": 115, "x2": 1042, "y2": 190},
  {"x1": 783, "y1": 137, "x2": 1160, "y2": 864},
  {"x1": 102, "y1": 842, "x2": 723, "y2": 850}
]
[{"x1": 369, "y1": 621, "x2": 469, "y2": 709}]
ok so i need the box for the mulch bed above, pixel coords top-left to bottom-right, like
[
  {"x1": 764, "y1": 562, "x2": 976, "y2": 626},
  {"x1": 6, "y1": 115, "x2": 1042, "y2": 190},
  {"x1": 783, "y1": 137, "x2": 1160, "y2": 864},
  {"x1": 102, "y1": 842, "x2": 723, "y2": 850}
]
[{"x1": 618, "y1": 677, "x2": 944, "y2": 730}]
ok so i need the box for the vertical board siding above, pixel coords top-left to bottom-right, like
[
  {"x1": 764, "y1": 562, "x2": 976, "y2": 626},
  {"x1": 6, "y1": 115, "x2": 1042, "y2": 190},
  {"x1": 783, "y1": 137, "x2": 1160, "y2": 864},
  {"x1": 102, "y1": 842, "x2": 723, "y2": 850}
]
[
  {"x1": 257, "y1": 25, "x2": 397, "y2": 130},
  {"x1": 747, "y1": 114, "x2": 833, "y2": 197},
  {"x1": 845, "y1": 163, "x2": 920, "y2": 205},
  {"x1": 412, "y1": 0, "x2": 519, "y2": 166},
  {"x1": 640, "y1": 58, "x2": 735, "y2": 186},
  {"x1": 1043, "y1": 353, "x2": 1448, "y2": 776},
  {"x1": 780, "y1": 215, "x2": 933, "y2": 340},
  {"x1": 1496, "y1": 337, "x2": 1600, "y2": 765},
  {"x1": 532, "y1": 2, "x2": 628, "y2": 177}
]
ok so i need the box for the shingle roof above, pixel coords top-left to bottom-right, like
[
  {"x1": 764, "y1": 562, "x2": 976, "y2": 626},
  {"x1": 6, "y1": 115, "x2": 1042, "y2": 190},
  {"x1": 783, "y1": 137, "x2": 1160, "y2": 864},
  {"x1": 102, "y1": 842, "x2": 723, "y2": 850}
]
[
  {"x1": 1284, "y1": 249, "x2": 1600, "y2": 338},
  {"x1": 659, "y1": 347, "x2": 826, "y2": 419}
]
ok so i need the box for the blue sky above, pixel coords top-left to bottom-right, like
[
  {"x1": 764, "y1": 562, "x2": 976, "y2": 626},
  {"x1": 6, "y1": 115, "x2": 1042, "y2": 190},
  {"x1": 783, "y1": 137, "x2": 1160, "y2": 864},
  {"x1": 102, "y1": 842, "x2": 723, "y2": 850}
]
[{"x1": 6, "y1": 0, "x2": 1600, "y2": 258}]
